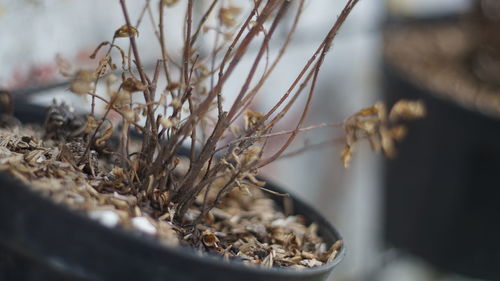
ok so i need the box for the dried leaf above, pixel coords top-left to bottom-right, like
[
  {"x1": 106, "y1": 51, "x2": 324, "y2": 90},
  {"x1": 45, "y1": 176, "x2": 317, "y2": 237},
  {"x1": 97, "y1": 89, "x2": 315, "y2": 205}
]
[
  {"x1": 249, "y1": 20, "x2": 265, "y2": 33},
  {"x1": 242, "y1": 172, "x2": 265, "y2": 187},
  {"x1": 95, "y1": 122, "x2": 113, "y2": 148},
  {"x1": 159, "y1": 117, "x2": 173, "y2": 129},
  {"x1": 356, "y1": 105, "x2": 378, "y2": 116},
  {"x1": 121, "y1": 77, "x2": 147, "y2": 92},
  {"x1": 84, "y1": 115, "x2": 99, "y2": 134},
  {"x1": 262, "y1": 250, "x2": 275, "y2": 267},
  {"x1": 301, "y1": 251, "x2": 315, "y2": 259},
  {"x1": 341, "y1": 144, "x2": 352, "y2": 168},
  {"x1": 162, "y1": 0, "x2": 179, "y2": 7},
  {"x1": 69, "y1": 70, "x2": 96, "y2": 95},
  {"x1": 244, "y1": 111, "x2": 264, "y2": 131},
  {"x1": 56, "y1": 55, "x2": 73, "y2": 77},
  {"x1": 201, "y1": 230, "x2": 220, "y2": 247},
  {"x1": 341, "y1": 100, "x2": 424, "y2": 166},
  {"x1": 96, "y1": 56, "x2": 113, "y2": 78},
  {"x1": 300, "y1": 259, "x2": 322, "y2": 267},
  {"x1": 324, "y1": 240, "x2": 343, "y2": 263},
  {"x1": 389, "y1": 100, "x2": 426, "y2": 121},
  {"x1": 121, "y1": 107, "x2": 138, "y2": 123},
  {"x1": 24, "y1": 149, "x2": 46, "y2": 164},
  {"x1": 111, "y1": 167, "x2": 125, "y2": 179},
  {"x1": 89, "y1": 41, "x2": 110, "y2": 59},
  {"x1": 114, "y1": 24, "x2": 139, "y2": 38},
  {"x1": 390, "y1": 125, "x2": 407, "y2": 141},
  {"x1": 166, "y1": 82, "x2": 180, "y2": 91},
  {"x1": 219, "y1": 6, "x2": 242, "y2": 27},
  {"x1": 110, "y1": 89, "x2": 132, "y2": 109},
  {"x1": 170, "y1": 98, "x2": 182, "y2": 109},
  {"x1": 380, "y1": 127, "x2": 395, "y2": 158},
  {"x1": 327, "y1": 250, "x2": 338, "y2": 263}
]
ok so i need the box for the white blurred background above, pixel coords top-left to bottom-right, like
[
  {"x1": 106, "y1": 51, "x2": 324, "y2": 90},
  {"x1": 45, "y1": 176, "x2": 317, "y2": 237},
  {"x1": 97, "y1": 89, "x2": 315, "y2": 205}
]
[{"x1": 0, "y1": 1, "x2": 480, "y2": 281}]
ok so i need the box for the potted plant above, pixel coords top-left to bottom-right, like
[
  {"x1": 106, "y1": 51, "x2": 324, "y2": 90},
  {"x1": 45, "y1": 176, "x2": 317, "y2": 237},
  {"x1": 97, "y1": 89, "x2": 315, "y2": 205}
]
[
  {"x1": 0, "y1": 1, "x2": 424, "y2": 280},
  {"x1": 383, "y1": 1, "x2": 500, "y2": 279}
]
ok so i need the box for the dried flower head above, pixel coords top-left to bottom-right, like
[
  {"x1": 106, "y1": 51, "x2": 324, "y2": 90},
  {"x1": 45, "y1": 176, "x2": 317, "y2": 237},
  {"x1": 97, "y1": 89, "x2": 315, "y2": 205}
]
[
  {"x1": 109, "y1": 89, "x2": 132, "y2": 109},
  {"x1": 114, "y1": 24, "x2": 139, "y2": 38},
  {"x1": 56, "y1": 55, "x2": 74, "y2": 78},
  {"x1": 389, "y1": 100, "x2": 426, "y2": 121},
  {"x1": 341, "y1": 99, "x2": 426, "y2": 167},
  {"x1": 201, "y1": 229, "x2": 220, "y2": 247},
  {"x1": 69, "y1": 70, "x2": 96, "y2": 95},
  {"x1": 121, "y1": 107, "x2": 139, "y2": 123},
  {"x1": 219, "y1": 6, "x2": 242, "y2": 27},
  {"x1": 244, "y1": 111, "x2": 265, "y2": 132},
  {"x1": 159, "y1": 116, "x2": 173, "y2": 129},
  {"x1": 84, "y1": 115, "x2": 100, "y2": 134},
  {"x1": 121, "y1": 77, "x2": 147, "y2": 93}
]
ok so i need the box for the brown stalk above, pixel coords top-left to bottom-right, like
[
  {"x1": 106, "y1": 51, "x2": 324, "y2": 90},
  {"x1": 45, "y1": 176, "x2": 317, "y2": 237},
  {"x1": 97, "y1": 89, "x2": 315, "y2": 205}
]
[
  {"x1": 258, "y1": 0, "x2": 359, "y2": 167},
  {"x1": 183, "y1": 0, "x2": 194, "y2": 88},
  {"x1": 119, "y1": 0, "x2": 160, "y2": 179},
  {"x1": 191, "y1": 0, "x2": 219, "y2": 47},
  {"x1": 78, "y1": 87, "x2": 123, "y2": 166},
  {"x1": 150, "y1": 0, "x2": 266, "y2": 178},
  {"x1": 192, "y1": 0, "x2": 265, "y2": 121},
  {"x1": 215, "y1": 121, "x2": 343, "y2": 153},
  {"x1": 169, "y1": 1, "x2": 285, "y2": 216},
  {"x1": 158, "y1": 1, "x2": 173, "y2": 90},
  {"x1": 171, "y1": 0, "x2": 278, "y2": 154},
  {"x1": 226, "y1": 1, "x2": 290, "y2": 122},
  {"x1": 119, "y1": 0, "x2": 157, "y2": 137},
  {"x1": 71, "y1": 0, "x2": 362, "y2": 225},
  {"x1": 233, "y1": 0, "x2": 305, "y2": 122}
]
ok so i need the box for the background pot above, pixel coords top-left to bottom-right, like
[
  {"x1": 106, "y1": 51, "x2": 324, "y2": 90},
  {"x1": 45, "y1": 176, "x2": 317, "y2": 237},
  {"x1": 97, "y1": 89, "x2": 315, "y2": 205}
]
[
  {"x1": 0, "y1": 102, "x2": 345, "y2": 281},
  {"x1": 382, "y1": 18, "x2": 500, "y2": 280}
]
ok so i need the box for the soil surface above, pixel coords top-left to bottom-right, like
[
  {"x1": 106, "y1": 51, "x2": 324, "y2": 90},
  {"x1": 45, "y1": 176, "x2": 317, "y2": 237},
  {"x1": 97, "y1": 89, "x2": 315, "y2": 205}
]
[{"x1": 0, "y1": 120, "x2": 341, "y2": 269}]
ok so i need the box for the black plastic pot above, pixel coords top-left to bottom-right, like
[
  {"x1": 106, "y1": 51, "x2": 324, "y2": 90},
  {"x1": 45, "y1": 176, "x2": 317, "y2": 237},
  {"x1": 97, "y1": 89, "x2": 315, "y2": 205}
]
[
  {"x1": 0, "y1": 103, "x2": 345, "y2": 281},
  {"x1": 383, "y1": 23, "x2": 500, "y2": 280}
]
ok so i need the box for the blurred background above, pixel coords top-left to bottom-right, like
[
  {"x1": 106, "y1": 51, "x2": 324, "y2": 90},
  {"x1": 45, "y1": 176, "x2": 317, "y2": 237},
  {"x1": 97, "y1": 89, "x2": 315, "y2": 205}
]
[{"x1": 2, "y1": 0, "x2": 500, "y2": 280}]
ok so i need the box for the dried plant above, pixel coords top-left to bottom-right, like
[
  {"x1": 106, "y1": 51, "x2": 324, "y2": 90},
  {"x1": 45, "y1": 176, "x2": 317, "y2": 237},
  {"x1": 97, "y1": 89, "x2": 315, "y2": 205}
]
[
  {"x1": 0, "y1": 0, "x2": 429, "y2": 268},
  {"x1": 341, "y1": 100, "x2": 425, "y2": 168},
  {"x1": 49, "y1": 0, "x2": 423, "y2": 228}
]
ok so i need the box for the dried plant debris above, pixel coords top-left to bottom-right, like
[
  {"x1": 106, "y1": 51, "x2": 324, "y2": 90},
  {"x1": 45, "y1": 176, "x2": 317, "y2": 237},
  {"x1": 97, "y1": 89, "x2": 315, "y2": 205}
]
[
  {"x1": 0, "y1": 126, "x2": 179, "y2": 246},
  {"x1": 0, "y1": 0, "x2": 389, "y2": 270},
  {"x1": 49, "y1": 0, "x2": 362, "y2": 229},
  {"x1": 0, "y1": 122, "x2": 340, "y2": 268},
  {"x1": 341, "y1": 100, "x2": 425, "y2": 168},
  {"x1": 0, "y1": 0, "x2": 425, "y2": 269},
  {"x1": 182, "y1": 187, "x2": 341, "y2": 268}
]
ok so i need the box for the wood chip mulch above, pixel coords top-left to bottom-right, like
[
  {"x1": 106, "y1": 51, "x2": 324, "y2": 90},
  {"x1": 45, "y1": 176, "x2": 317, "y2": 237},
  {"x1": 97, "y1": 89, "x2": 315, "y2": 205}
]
[{"x1": 0, "y1": 124, "x2": 341, "y2": 269}]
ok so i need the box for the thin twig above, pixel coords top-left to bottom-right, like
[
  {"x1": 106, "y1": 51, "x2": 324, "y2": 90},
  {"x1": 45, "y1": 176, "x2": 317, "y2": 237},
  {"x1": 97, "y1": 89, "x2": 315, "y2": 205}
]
[
  {"x1": 191, "y1": 0, "x2": 219, "y2": 46},
  {"x1": 215, "y1": 121, "x2": 343, "y2": 153}
]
